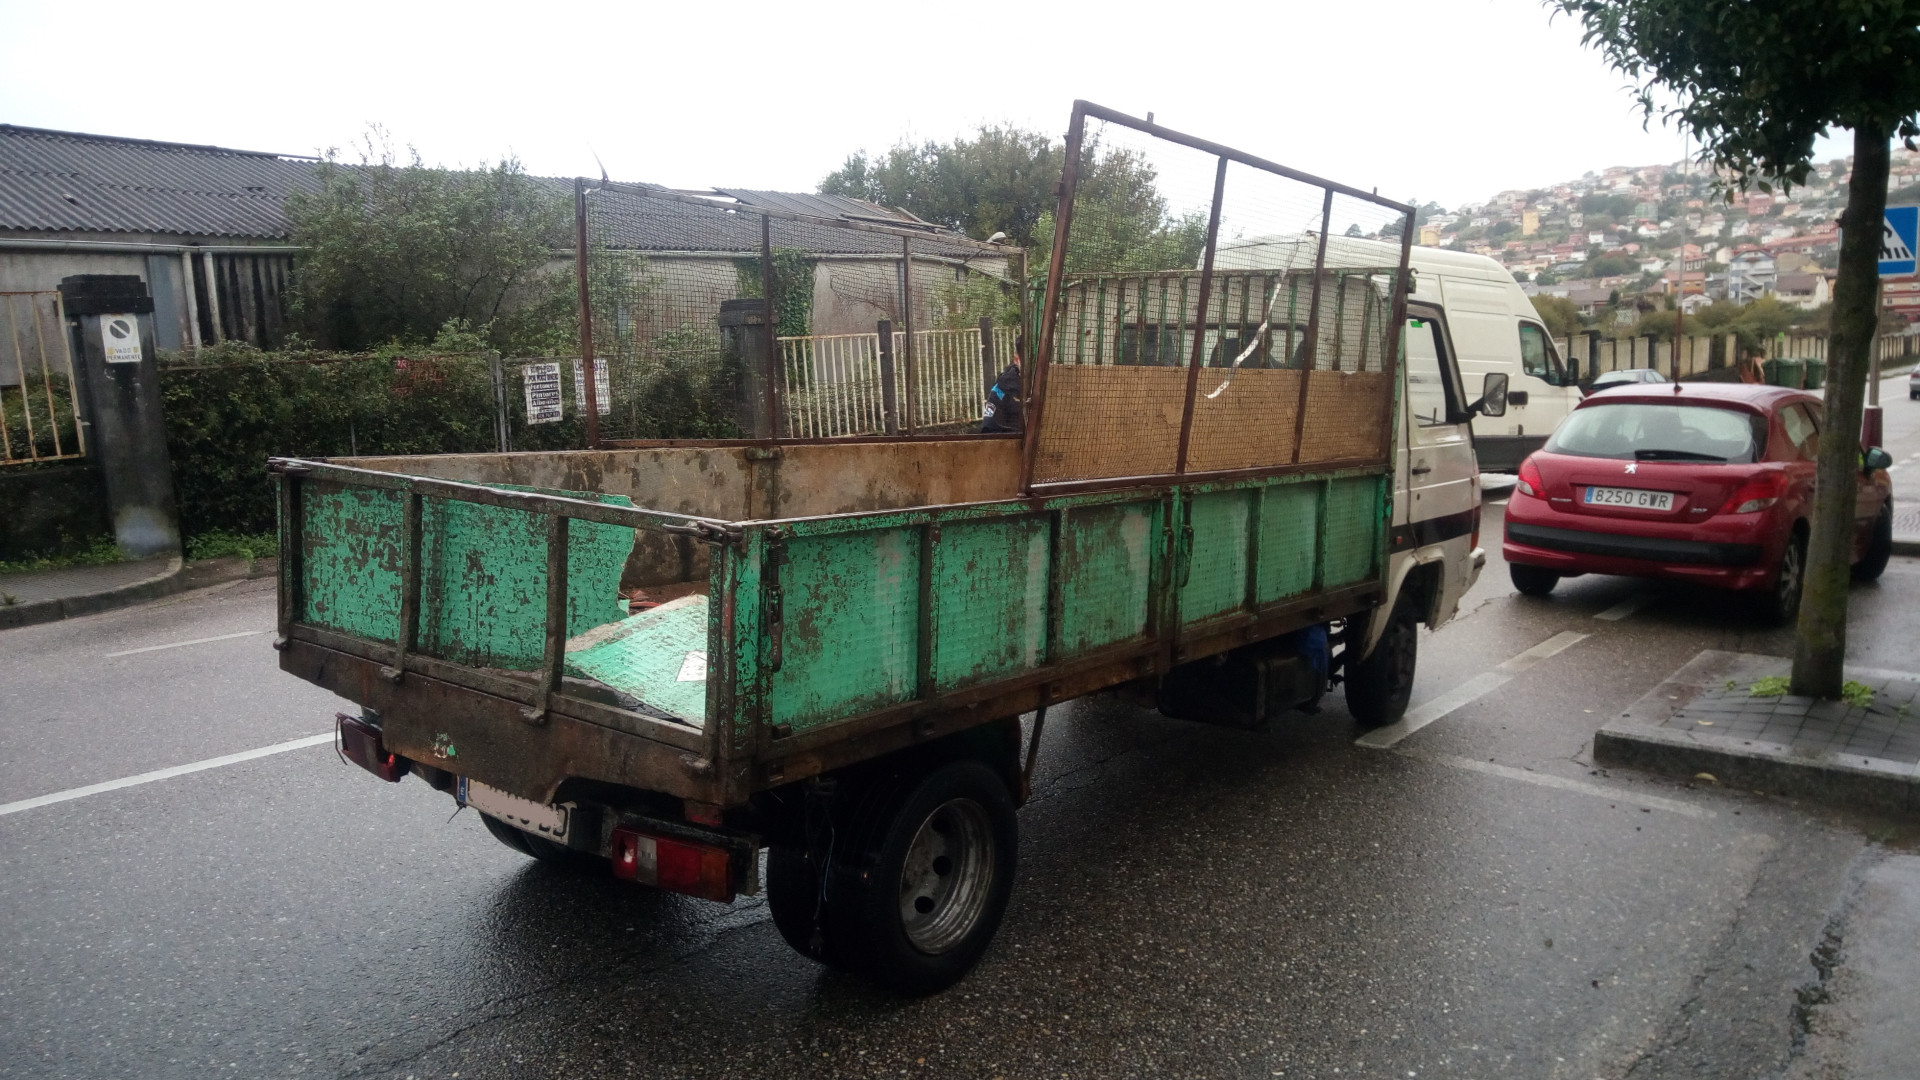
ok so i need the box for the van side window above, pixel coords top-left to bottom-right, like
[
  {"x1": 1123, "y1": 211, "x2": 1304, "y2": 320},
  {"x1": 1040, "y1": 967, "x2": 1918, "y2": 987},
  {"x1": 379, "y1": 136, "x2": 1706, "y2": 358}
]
[
  {"x1": 1405, "y1": 317, "x2": 1452, "y2": 427},
  {"x1": 1518, "y1": 322, "x2": 1564, "y2": 384}
]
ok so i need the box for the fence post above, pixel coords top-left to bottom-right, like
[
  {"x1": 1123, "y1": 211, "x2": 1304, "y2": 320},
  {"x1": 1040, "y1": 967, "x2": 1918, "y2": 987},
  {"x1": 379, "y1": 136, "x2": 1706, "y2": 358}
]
[
  {"x1": 488, "y1": 351, "x2": 509, "y2": 453},
  {"x1": 979, "y1": 316, "x2": 997, "y2": 398},
  {"x1": 900, "y1": 237, "x2": 917, "y2": 436},
  {"x1": 877, "y1": 320, "x2": 899, "y2": 436}
]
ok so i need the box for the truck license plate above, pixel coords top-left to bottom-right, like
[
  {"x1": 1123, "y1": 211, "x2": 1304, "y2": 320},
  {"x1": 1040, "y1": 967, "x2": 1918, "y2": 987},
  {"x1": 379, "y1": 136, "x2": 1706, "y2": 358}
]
[
  {"x1": 1584, "y1": 486, "x2": 1674, "y2": 511},
  {"x1": 458, "y1": 777, "x2": 569, "y2": 842}
]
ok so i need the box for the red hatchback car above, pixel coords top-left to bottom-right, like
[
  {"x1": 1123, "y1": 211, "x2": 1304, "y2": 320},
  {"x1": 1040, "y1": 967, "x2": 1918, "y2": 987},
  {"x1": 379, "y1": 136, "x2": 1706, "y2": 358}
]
[{"x1": 1503, "y1": 382, "x2": 1895, "y2": 623}]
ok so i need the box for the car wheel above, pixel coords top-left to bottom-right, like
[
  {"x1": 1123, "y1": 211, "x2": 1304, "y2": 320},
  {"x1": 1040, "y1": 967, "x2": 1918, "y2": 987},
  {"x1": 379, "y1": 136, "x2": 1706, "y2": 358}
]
[
  {"x1": 1854, "y1": 499, "x2": 1894, "y2": 583},
  {"x1": 1346, "y1": 595, "x2": 1418, "y2": 728},
  {"x1": 1510, "y1": 563, "x2": 1560, "y2": 597},
  {"x1": 1756, "y1": 529, "x2": 1807, "y2": 626}
]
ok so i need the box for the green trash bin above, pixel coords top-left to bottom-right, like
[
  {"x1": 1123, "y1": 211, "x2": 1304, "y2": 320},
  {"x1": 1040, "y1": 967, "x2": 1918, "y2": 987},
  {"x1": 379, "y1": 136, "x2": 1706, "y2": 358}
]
[
  {"x1": 1802, "y1": 358, "x2": 1827, "y2": 389},
  {"x1": 1763, "y1": 358, "x2": 1806, "y2": 388}
]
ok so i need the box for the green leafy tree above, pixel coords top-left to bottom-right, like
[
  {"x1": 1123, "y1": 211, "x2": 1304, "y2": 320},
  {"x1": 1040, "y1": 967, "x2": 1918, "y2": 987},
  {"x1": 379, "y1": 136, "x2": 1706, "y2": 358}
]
[
  {"x1": 820, "y1": 125, "x2": 1063, "y2": 248},
  {"x1": 1531, "y1": 294, "x2": 1583, "y2": 337},
  {"x1": 285, "y1": 131, "x2": 571, "y2": 352},
  {"x1": 1551, "y1": 0, "x2": 1920, "y2": 698}
]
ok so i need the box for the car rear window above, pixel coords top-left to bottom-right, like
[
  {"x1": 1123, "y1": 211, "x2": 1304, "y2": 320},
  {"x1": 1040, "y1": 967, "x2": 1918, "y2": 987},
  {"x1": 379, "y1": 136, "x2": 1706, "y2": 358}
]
[{"x1": 1546, "y1": 402, "x2": 1767, "y2": 463}]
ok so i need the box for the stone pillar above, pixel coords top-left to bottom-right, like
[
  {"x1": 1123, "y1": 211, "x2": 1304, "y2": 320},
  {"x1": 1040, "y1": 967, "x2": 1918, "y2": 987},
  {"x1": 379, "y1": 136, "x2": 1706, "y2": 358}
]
[
  {"x1": 718, "y1": 298, "x2": 772, "y2": 439},
  {"x1": 59, "y1": 275, "x2": 180, "y2": 558}
]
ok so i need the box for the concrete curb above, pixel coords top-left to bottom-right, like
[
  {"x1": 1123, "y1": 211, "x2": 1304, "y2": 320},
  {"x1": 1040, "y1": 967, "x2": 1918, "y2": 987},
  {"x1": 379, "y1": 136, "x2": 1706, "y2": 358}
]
[
  {"x1": 1893, "y1": 539, "x2": 1920, "y2": 558},
  {"x1": 1593, "y1": 649, "x2": 1919, "y2": 819},
  {"x1": 0, "y1": 555, "x2": 276, "y2": 631}
]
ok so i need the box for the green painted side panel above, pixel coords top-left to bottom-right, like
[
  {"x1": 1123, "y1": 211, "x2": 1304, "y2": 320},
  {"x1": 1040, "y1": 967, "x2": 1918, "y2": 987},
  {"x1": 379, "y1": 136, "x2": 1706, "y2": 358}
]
[
  {"x1": 301, "y1": 484, "x2": 404, "y2": 644},
  {"x1": 932, "y1": 517, "x2": 1050, "y2": 692},
  {"x1": 771, "y1": 528, "x2": 920, "y2": 731},
  {"x1": 564, "y1": 596, "x2": 710, "y2": 724},
  {"x1": 1322, "y1": 476, "x2": 1382, "y2": 588},
  {"x1": 1257, "y1": 482, "x2": 1321, "y2": 602},
  {"x1": 1058, "y1": 503, "x2": 1155, "y2": 656},
  {"x1": 299, "y1": 481, "x2": 631, "y2": 670},
  {"x1": 1180, "y1": 490, "x2": 1251, "y2": 624}
]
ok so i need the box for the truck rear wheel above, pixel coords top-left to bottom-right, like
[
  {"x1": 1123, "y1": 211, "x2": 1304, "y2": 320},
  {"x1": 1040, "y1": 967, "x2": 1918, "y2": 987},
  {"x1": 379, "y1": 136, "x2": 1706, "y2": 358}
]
[
  {"x1": 480, "y1": 813, "x2": 605, "y2": 872},
  {"x1": 808, "y1": 759, "x2": 1018, "y2": 995},
  {"x1": 1346, "y1": 596, "x2": 1417, "y2": 728}
]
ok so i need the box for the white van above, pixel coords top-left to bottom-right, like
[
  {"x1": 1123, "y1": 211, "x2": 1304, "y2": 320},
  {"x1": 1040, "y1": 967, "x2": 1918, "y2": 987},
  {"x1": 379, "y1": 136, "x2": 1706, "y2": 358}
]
[{"x1": 1215, "y1": 236, "x2": 1578, "y2": 472}]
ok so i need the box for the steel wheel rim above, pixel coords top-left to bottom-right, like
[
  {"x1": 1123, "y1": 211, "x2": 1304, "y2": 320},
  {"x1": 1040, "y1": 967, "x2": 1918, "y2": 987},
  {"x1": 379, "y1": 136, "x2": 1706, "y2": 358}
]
[{"x1": 898, "y1": 796, "x2": 995, "y2": 954}]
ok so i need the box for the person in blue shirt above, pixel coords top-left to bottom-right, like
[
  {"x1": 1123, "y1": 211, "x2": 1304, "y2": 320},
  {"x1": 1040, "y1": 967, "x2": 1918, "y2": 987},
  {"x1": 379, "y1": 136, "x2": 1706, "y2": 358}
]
[{"x1": 980, "y1": 336, "x2": 1024, "y2": 433}]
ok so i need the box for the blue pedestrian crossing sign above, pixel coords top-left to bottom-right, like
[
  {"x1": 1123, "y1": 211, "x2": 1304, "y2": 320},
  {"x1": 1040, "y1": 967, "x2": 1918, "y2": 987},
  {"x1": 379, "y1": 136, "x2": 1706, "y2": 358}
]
[{"x1": 1884, "y1": 205, "x2": 1919, "y2": 276}]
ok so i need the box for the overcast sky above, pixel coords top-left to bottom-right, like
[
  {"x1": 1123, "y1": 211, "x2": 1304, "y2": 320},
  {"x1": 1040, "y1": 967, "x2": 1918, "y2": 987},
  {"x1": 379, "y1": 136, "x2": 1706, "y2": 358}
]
[{"x1": 1, "y1": 0, "x2": 1847, "y2": 213}]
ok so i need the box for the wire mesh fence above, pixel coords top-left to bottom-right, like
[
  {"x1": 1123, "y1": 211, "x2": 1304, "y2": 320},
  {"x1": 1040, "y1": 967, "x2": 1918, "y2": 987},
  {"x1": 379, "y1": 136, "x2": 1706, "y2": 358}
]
[
  {"x1": 1, "y1": 291, "x2": 85, "y2": 467},
  {"x1": 1026, "y1": 104, "x2": 1413, "y2": 488},
  {"x1": 576, "y1": 181, "x2": 1021, "y2": 444}
]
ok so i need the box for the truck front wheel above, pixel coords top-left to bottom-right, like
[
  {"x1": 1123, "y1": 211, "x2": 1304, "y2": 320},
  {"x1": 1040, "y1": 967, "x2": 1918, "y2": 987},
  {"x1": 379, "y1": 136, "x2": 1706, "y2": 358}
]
[{"x1": 1345, "y1": 596, "x2": 1417, "y2": 728}]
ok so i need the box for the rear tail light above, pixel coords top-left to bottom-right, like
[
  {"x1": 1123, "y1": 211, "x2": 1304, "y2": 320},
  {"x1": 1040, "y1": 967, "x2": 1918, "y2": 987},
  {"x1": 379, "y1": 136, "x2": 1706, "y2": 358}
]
[
  {"x1": 1720, "y1": 471, "x2": 1789, "y2": 515},
  {"x1": 611, "y1": 826, "x2": 735, "y2": 902},
  {"x1": 336, "y1": 713, "x2": 409, "y2": 783},
  {"x1": 1515, "y1": 456, "x2": 1544, "y2": 499}
]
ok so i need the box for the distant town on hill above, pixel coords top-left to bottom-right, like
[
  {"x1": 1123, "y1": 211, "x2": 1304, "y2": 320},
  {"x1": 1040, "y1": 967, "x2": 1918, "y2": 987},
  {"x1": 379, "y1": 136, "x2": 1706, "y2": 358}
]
[{"x1": 1380, "y1": 145, "x2": 1920, "y2": 330}]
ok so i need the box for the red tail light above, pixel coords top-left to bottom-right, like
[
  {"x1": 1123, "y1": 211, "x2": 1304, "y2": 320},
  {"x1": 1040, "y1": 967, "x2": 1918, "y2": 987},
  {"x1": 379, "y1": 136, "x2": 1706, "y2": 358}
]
[
  {"x1": 1720, "y1": 471, "x2": 1789, "y2": 515},
  {"x1": 336, "y1": 713, "x2": 409, "y2": 782},
  {"x1": 611, "y1": 826, "x2": 735, "y2": 902},
  {"x1": 1515, "y1": 456, "x2": 1545, "y2": 499}
]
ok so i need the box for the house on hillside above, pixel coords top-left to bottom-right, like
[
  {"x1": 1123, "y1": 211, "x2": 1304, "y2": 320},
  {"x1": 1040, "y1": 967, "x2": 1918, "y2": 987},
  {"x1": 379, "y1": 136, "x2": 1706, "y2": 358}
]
[
  {"x1": 1727, "y1": 249, "x2": 1777, "y2": 303},
  {"x1": 0, "y1": 124, "x2": 317, "y2": 351},
  {"x1": 1773, "y1": 272, "x2": 1831, "y2": 310}
]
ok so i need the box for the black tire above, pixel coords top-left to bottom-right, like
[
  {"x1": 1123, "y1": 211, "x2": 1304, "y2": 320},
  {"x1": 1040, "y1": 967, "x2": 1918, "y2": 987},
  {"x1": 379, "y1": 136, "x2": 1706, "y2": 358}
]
[
  {"x1": 830, "y1": 760, "x2": 1018, "y2": 996},
  {"x1": 480, "y1": 813, "x2": 605, "y2": 872},
  {"x1": 1756, "y1": 528, "x2": 1807, "y2": 626},
  {"x1": 1346, "y1": 596, "x2": 1418, "y2": 728},
  {"x1": 1510, "y1": 563, "x2": 1560, "y2": 596},
  {"x1": 1853, "y1": 499, "x2": 1893, "y2": 583}
]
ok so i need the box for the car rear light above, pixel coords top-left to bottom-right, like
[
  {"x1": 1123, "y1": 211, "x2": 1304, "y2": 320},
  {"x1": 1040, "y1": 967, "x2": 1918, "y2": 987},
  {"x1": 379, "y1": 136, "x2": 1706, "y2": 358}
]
[
  {"x1": 1720, "y1": 471, "x2": 1789, "y2": 515},
  {"x1": 336, "y1": 713, "x2": 409, "y2": 783},
  {"x1": 611, "y1": 826, "x2": 735, "y2": 902},
  {"x1": 1515, "y1": 457, "x2": 1544, "y2": 499}
]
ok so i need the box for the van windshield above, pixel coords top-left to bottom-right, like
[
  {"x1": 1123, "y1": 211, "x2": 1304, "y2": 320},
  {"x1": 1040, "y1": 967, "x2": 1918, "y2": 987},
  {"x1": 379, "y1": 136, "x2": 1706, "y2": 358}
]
[{"x1": 1545, "y1": 402, "x2": 1767, "y2": 463}]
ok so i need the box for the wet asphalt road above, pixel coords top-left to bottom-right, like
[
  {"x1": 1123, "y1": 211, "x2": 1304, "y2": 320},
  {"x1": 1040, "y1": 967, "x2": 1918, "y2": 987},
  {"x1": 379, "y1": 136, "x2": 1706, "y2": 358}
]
[{"x1": 4, "y1": 383, "x2": 1918, "y2": 1080}]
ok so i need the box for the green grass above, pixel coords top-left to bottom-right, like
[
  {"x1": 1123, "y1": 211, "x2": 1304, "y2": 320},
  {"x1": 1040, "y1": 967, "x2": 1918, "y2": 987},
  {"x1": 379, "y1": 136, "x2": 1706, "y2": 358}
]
[
  {"x1": 184, "y1": 530, "x2": 277, "y2": 563},
  {"x1": 1841, "y1": 681, "x2": 1875, "y2": 709},
  {"x1": 1749, "y1": 676, "x2": 1791, "y2": 697},
  {"x1": 0, "y1": 534, "x2": 125, "y2": 576}
]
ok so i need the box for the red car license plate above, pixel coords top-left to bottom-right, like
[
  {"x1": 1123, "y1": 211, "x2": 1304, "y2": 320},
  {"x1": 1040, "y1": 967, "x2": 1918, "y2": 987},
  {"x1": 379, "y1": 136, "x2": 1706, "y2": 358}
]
[{"x1": 1584, "y1": 486, "x2": 1674, "y2": 511}]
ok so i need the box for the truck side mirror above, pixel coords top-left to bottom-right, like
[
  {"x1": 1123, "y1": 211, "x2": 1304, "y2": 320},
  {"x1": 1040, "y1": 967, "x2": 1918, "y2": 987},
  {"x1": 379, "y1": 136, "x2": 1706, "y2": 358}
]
[
  {"x1": 1864, "y1": 446, "x2": 1893, "y2": 472},
  {"x1": 1471, "y1": 372, "x2": 1509, "y2": 418}
]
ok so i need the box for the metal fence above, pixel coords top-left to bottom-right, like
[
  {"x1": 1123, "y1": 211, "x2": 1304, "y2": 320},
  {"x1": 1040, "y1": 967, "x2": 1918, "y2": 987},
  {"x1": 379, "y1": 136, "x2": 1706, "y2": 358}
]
[
  {"x1": 1, "y1": 291, "x2": 85, "y2": 467},
  {"x1": 1561, "y1": 332, "x2": 1834, "y2": 382},
  {"x1": 574, "y1": 180, "x2": 1022, "y2": 446},
  {"x1": 1024, "y1": 102, "x2": 1414, "y2": 490},
  {"x1": 780, "y1": 325, "x2": 1018, "y2": 438}
]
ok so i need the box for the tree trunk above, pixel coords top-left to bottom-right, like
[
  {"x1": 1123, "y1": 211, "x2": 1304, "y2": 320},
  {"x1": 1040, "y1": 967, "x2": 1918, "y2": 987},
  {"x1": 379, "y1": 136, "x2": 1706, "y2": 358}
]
[{"x1": 1790, "y1": 125, "x2": 1888, "y2": 699}]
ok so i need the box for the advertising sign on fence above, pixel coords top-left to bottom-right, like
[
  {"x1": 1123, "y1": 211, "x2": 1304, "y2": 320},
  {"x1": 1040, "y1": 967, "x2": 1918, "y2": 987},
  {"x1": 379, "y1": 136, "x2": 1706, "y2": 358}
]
[
  {"x1": 522, "y1": 362, "x2": 562, "y2": 424},
  {"x1": 572, "y1": 358, "x2": 611, "y2": 416}
]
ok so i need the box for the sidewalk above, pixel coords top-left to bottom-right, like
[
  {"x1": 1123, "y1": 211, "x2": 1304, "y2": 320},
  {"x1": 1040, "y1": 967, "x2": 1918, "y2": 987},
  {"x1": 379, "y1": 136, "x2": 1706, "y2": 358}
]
[
  {"x1": 1595, "y1": 650, "x2": 1920, "y2": 818},
  {"x1": 0, "y1": 554, "x2": 275, "y2": 630}
]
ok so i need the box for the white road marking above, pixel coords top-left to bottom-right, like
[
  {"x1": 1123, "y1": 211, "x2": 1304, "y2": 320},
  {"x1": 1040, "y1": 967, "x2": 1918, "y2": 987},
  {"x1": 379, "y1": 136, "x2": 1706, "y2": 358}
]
[
  {"x1": 0, "y1": 733, "x2": 332, "y2": 818},
  {"x1": 104, "y1": 629, "x2": 270, "y2": 658},
  {"x1": 1355, "y1": 630, "x2": 1590, "y2": 750},
  {"x1": 1398, "y1": 749, "x2": 1715, "y2": 818},
  {"x1": 1594, "y1": 596, "x2": 1651, "y2": 621}
]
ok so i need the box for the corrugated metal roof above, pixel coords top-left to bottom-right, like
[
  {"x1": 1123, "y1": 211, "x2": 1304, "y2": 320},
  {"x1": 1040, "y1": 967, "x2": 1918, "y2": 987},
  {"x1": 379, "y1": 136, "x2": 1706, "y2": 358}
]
[
  {"x1": 587, "y1": 187, "x2": 993, "y2": 260},
  {"x1": 0, "y1": 124, "x2": 322, "y2": 238},
  {"x1": 0, "y1": 125, "x2": 1002, "y2": 260}
]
